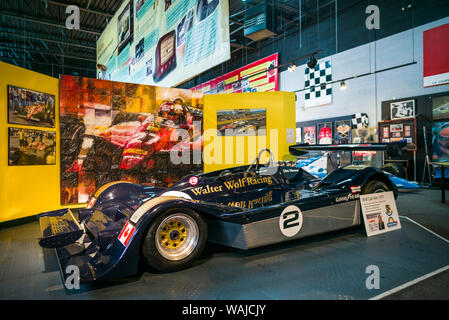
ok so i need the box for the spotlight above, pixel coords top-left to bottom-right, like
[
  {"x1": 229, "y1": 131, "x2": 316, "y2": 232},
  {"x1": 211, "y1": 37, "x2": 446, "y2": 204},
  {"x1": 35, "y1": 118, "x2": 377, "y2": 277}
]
[
  {"x1": 288, "y1": 63, "x2": 296, "y2": 72},
  {"x1": 340, "y1": 81, "x2": 347, "y2": 90},
  {"x1": 307, "y1": 55, "x2": 317, "y2": 69}
]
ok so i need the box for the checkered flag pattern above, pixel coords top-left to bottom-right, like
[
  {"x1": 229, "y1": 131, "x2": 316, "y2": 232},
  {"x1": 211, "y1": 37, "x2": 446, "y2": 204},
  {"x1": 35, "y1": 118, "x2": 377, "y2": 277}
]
[
  {"x1": 304, "y1": 60, "x2": 332, "y2": 108},
  {"x1": 351, "y1": 113, "x2": 369, "y2": 129}
]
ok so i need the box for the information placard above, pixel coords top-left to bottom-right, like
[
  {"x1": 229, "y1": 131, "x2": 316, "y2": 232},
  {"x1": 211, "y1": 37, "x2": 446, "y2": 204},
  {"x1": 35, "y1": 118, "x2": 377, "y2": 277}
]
[{"x1": 360, "y1": 191, "x2": 401, "y2": 237}]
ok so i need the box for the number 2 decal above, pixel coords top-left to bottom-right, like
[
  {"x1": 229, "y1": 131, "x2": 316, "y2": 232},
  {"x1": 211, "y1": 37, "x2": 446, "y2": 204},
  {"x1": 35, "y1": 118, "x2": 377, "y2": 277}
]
[{"x1": 279, "y1": 205, "x2": 303, "y2": 237}]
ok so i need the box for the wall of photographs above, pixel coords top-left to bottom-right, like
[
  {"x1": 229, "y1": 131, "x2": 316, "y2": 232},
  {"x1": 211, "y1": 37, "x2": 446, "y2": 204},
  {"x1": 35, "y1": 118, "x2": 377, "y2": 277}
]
[
  {"x1": 7, "y1": 85, "x2": 57, "y2": 166},
  {"x1": 59, "y1": 75, "x2": 203, "y2": 205},
  {"x1": 381, "y1": 91, "x2": 449, "y2": 181},
  {"x1": 296, "y1": 115, "x2": 376, "y2": 145}
]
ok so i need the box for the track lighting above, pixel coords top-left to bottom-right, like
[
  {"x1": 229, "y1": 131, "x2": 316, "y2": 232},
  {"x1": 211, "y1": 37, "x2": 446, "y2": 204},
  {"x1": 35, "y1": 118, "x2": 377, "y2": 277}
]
[
  {"x1": 340, "y1": 81, "x2": 347, "y2": 90},
  {"x1": 288, "y1": 63, "x2": 296, "y2": 72},
  {"x1": 307, "y1": 55, "x2": 317, "y2": 69}
]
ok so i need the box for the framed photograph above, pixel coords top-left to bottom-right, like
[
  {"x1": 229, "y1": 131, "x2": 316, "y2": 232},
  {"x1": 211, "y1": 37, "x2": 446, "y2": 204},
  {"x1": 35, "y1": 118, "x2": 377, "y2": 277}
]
[
  {"x1": 217, "y1": 109, "x2": 266, "y2": 136},
  {"x1": 7, "y1": 85, "x2": 55, "y2": 128},
  {"x1": 8, "y1": 127, "x2": 56, "y2": 166},
  {"x1": 432, "y1": 95, "x2": 449, "y2": 121},
  {"x1": 390, "y1": 124, "x2": 403, "y2": 132},
  {"x1": 303, "y1": 126, "x2": 316, "y2": 145},
  {"x1": 390, "y1": 100, "x2": 415, "y2": 120},
  {"x1": 334, "y1": 120, "x2": 352, "y2": 144},
  {"x1": 317, "y1": 122, "x2": 333, "y2": 144}
]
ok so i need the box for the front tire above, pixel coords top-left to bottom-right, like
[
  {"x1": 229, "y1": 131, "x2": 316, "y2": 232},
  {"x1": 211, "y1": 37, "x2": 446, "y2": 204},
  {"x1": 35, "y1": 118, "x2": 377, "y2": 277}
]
[
  {"x1": 362, "y1": 180, "x2": 390, "y2": 194},
  {"x1": 142, "y1": 208, "x2": 207, "y2": 272}
]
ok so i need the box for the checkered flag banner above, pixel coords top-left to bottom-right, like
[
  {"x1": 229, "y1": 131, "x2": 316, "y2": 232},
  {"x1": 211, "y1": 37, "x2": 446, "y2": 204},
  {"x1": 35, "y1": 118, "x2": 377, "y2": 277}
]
[
  {"x1": 351, "y1": 113, "x2": 369, "y2": 129},
  {"x1": 304, "y1": 60, "x2": 332, "y2": 108}
]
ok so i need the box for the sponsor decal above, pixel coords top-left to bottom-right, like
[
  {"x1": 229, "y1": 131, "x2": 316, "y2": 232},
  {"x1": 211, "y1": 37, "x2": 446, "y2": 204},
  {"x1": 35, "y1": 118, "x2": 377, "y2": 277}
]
[
  {"x1": 189, "y1": 176, "x2": 199, "y2": 186},
  {"x1": 335, "y1": 193, "x2": 360, "y2": 203},
  {"x1": 190, "y1": 176, "x2": 273, "y2": 196},
  {"x1": 279, "y1": 205, "x2": 303, "y2": 237},
  {"x1": 228, "y1": 190, "x2": 273, "y2": 209},
  {"x1": 350, "y1": 186, "x2": 362, "y2": 193},
  {"x1": 118, "y1": 222, "x2": 135, "y2": 246}
]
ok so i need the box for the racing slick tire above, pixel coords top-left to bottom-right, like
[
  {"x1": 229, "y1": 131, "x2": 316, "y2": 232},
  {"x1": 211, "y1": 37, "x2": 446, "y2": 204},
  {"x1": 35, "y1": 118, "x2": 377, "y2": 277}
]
[
  {"x1": 142, "y1": 208, "x2": 207, "y2": 272},
  {"x1": 381, "y1": 162, "x2": 406, "y2": 178},
  {"x1": 362, "y1": 180, "x2": 390, "y2": 194}
]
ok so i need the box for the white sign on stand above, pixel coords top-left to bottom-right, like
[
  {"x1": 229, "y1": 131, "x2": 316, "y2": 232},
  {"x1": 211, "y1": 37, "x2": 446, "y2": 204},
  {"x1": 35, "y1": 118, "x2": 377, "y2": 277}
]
[{"x1": 360, "y1": 191, "x2": 401, "y2": 237}]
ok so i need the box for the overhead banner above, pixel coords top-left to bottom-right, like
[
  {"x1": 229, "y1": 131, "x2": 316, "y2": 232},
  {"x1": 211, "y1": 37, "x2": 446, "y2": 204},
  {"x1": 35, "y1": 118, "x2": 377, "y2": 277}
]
[
  {"x1": 96, "y1": 0, "x2": 230, "y2": 88},
  {"x1": 423, "y1": 23, "x2": 449, "y2": 88},
  {"x1": 191, "y1": 53, "x2": 279, "y2": 94}
]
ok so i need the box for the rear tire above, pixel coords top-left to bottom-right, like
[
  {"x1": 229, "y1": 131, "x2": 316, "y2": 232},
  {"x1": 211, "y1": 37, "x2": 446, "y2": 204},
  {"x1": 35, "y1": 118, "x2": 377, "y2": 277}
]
[
  {"x1": 142, "y1": 208, "x2": 207, "y2": 272},
  {"x1": 381, "y1": 162, "x2": 405, "y2": 178},
  {"x1": 362, "y1": 180, "x2": 390, "y2": 194}
]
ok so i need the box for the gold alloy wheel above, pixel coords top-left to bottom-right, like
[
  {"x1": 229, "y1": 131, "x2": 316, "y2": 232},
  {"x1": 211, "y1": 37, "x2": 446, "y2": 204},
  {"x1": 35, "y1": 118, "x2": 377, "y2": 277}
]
[
  {"x1": 159, "y1": 220, "x2": 188, "y2": 249},
  {"x1": 155, "y1": 213, "x2": 199, "y2": 261}
]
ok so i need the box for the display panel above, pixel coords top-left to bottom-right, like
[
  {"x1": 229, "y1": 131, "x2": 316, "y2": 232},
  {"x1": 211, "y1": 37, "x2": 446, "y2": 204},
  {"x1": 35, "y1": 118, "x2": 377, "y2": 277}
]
[
  {"x1": 217, "y1": 108, "x2": 266, "y2": 136},
  {"x1": 378, "y1": 119, "x2": 416, "y2": 150},
  {"x1": 97, "y1": 0, "x2": 230, "y2": 88},
  {"x1": 191, "y1": 53, "x2": 279, "y2": 94},
  {"x1": 7, "y1": 85, "x2": 55, "y2": 128},
  {"x1": 8, "y1": 127, "x2": 56, "y2": 166},
  {"x1": 59, "y1": 75, "x2": 203, "y2": 205}
]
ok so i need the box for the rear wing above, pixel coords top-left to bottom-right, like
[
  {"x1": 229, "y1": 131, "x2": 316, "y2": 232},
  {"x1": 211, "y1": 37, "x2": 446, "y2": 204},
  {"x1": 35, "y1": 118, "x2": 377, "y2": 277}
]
[{"x1": 289, "y1": 140, "x2": 407, "y2": 157}]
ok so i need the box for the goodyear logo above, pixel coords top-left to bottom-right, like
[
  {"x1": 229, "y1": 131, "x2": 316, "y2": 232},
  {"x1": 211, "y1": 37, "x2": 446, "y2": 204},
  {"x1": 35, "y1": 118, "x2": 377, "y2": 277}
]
[{"x1": 335, "y1": 193, "x2": 360, "y2": 203}]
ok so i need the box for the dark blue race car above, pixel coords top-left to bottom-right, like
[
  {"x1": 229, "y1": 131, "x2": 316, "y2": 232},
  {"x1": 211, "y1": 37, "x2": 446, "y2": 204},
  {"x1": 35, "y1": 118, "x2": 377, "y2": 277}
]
[{"x1": 37, "y1": 142, "x2": 405, "y2": 283}]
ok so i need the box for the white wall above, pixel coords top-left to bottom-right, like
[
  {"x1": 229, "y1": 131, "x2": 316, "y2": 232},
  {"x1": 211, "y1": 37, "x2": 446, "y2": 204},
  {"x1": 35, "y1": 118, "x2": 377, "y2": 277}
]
[{"x1": 280, "y1": 16, "x2": 449, "y2": 125}]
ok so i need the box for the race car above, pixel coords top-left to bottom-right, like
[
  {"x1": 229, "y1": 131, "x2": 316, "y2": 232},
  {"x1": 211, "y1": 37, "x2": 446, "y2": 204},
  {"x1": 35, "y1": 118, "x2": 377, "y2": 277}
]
[{"x1": 37, "y1": 142, "x2": 406, "y2": 283}]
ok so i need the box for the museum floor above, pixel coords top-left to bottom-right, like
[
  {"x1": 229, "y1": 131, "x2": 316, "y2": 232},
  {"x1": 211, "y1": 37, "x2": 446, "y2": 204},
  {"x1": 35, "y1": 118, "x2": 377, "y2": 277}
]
[{"x1": 0, "y1": 189, "x2": 448, "y2": 300}]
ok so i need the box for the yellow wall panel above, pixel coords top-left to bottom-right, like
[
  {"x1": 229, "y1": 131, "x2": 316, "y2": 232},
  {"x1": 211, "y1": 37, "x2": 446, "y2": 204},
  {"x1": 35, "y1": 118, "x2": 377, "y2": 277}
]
[
  {"x1": 203, "y1": 92, "x2": 296, "y2": 173},
  {"x1": 0, "y1": 62, "x2": 80, "y2": 223}
]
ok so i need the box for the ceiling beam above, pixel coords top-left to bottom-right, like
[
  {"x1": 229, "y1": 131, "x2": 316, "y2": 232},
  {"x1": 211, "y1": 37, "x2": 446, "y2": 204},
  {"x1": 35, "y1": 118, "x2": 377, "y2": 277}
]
[
  {"x1": 0, "y1": 56, "x2": 96, "y2": 72},
  {"x1": 1, "y1": 11, "x2": 102, "y2": 36},
  {"x1": 0, "y1": 44, "x2": 96, "y2": 62},
  {"x1": 0, "y1": 30, "x2": 96, "y2": 50},
  {"x1": 43, "y1": 0, "x2": 114, "y2": 18}
]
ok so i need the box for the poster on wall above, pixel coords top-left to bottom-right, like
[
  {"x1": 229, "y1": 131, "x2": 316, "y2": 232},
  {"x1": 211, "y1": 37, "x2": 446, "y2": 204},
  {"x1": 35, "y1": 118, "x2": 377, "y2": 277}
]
[
  {"x1": 360, "y1": 191, "x2": 401, "y2": 237},
  {"x1": 352, "y1": 128, "x2": 377, "y2": 144},
  {"x1": 7, "y1": 85, "x2": 55, "y2": 128},
  {"x1": 191, "y1": 53, "x2": 279, "y2": 94},
  {"x1": 296, "y1": 127, "x2": 302, "y2": 143},
  {"x1": 303, "y1": 126, "x2": 316, "y2": 145},
  {"x1": 96, "y1": 0, "x2": 230, "y2": 88},
  {"x1": 390, "y1": 100, "x2": 415, "y2": 120},
  {"x1": 423, "y1": 23, "x2": 449, "y2": 88},
  {"x1": 334, "y1": 120, "x2": 351, "y2": 144},
  {"x1": 217, "y1": 108, "x2": 266, "y2": 136},
  {"x1": 317, "y1": 122, "x2": 332, "y2": 144},
  {"x1": 59, "y1": 75, "x2": 203, "y2": 205},
  {"x1": 432, "y1": 121, "x2": 449, "y2": 163},
  {"x1": 8, "y1": 127, "x2": 56, "y2": 166},
  {"x1": 304, "y1": 60, "x2": 332, "y2": 108},
  {"x1": 432, "y1": 95, "x2": 449, "y2": 120}
]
